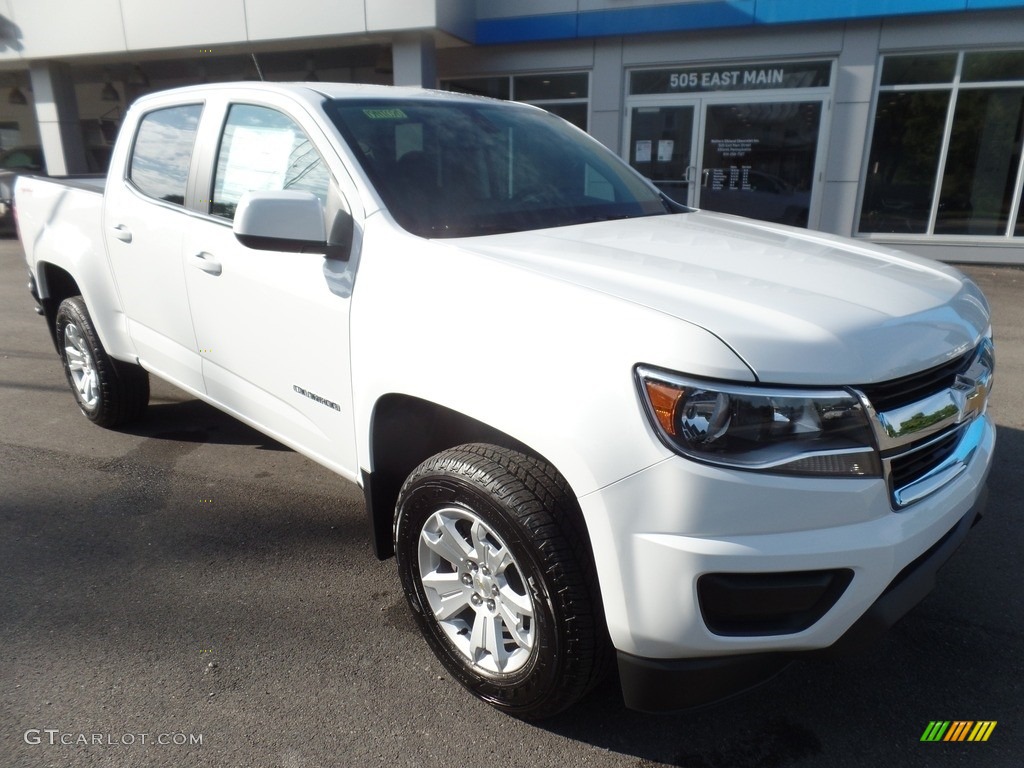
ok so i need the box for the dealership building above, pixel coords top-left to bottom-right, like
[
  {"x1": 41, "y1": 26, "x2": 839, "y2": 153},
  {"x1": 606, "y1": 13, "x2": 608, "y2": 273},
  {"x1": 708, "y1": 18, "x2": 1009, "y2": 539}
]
[{"x1": 2, "y1": 0, "x2": 1024, "y2": 263}]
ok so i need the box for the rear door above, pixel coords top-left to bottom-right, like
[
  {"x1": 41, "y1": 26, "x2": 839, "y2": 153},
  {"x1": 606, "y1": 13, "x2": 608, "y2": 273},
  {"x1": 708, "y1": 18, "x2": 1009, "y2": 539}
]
[
  {"x1": 182, "y1": 97, "x2": 359, "y2": 477},
  {"x1": 103, "y1": 103, "x2": 205, "y2": 393}
]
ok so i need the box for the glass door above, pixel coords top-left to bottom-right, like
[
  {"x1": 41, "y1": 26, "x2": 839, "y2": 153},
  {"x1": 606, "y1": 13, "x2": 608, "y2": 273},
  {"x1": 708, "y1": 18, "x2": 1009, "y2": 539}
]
[
  {"x1": 626, "y1": 97, "x2": 827, "y2": 227},
  {"x1": 698, "y1": 100, "x2": 822, "y2": 227},
  {"x1": 628, "y1": 104, "x2": 697, "y2": 206}
]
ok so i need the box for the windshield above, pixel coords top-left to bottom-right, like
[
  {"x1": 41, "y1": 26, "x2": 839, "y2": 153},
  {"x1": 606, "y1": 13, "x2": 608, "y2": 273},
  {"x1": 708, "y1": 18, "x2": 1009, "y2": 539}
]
[{"x1": 325, "y1": 98, "x2": 673, "y2": 238}]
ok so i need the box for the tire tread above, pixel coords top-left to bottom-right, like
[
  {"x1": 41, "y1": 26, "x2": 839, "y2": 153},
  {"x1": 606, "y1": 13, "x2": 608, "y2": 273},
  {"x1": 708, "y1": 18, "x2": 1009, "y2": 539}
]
[
  {"x1": 55, "y1": 296, "x2": 149, "y2": 428},
  {"x1": 397, "y1": 442, "x2": 612, "y2": 718}
]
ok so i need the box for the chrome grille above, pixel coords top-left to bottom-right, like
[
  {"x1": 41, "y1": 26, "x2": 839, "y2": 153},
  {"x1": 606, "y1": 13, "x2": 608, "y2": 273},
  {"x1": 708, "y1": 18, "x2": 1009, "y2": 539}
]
[
  {"x1": 887, "y1": 428, "x2": 962, "y2": 491},
  {"x1": 855, "y1": 338, "x2": 993, "y2": 508},
  {"x1": 858, "y1": 350, "x2": 973, "y2": 413}
]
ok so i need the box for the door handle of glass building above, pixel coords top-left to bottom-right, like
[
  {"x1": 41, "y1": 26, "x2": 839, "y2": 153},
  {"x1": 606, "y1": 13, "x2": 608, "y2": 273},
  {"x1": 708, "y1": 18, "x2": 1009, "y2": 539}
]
[{"x1": 684, "y1": 166, "x2": 697, "y2": 183}]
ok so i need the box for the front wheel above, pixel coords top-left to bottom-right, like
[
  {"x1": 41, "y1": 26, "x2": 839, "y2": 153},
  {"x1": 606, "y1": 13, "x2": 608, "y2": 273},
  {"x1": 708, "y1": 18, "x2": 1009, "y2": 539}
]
[
  {"x1": 55, "y1": 296, "x2": 149, "y2": 428},
  {"x1": 394, "y1": 443, "x2": 609, "y2": 719}
]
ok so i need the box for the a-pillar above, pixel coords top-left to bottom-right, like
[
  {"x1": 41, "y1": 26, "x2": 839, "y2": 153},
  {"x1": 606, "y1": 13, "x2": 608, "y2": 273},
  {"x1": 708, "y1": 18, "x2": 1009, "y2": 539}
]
[
  {"x1": 29, "y1": 61, "x2": 88, "y2": 175},
  {"x1": 391, "y1": 33, "x2": 437, "y2": 88}
]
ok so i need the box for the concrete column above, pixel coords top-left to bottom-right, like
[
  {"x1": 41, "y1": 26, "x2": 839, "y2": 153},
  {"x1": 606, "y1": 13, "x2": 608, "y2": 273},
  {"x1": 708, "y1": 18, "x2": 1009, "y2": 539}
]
[
  {"x1": 29, "y1": 61, "x2": 87, "y2": 175},
  {"x1": 590, "y1": 37, "x2": 625, "y2": 152},
  {"x1": 392, "y1": 33, "x2": 437, "y2": 88},
  {"x1": 817, "y1": 21, "x2": 882, "y2": 236}
]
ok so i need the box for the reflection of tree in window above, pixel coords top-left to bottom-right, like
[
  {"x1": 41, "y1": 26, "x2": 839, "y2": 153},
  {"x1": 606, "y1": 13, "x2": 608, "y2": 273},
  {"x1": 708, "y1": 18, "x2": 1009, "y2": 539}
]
[
  {"x1": 284, "y1": 139, "x2": 328, "y2": 196},
  {"x1": 129, "y1": 105, "x2": 202, "y2": 205},
  {"x1": 211, "y1": 105, "x2": 329, "y2": 221}
]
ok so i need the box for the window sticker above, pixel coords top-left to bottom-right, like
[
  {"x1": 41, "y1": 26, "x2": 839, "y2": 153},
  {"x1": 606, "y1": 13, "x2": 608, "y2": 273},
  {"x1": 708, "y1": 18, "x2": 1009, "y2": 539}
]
[
  {"x1": 362, "y1": 108, "x2": 408, "y2": 120},
  {"x1": 220, "y1": 125, "x2": 295, "y2": 202}
]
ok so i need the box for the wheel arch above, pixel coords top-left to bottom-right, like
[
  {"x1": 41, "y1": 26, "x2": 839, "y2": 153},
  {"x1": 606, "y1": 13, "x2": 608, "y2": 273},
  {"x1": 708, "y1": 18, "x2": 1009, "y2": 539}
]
[
  {"x1": 36, "y1": 261, "x2": 83, "y2": 353},
  {"x1": 363, "y1": 394, "x2": 574, "y2": 560}
]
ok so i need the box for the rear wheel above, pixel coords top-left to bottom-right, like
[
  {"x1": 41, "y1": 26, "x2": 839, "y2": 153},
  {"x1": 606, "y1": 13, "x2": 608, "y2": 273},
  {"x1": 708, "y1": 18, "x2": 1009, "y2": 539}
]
[
  {"x1": 55, "y1": 296, "x2": 149, "y2": 427},
  {"x1": 394, "y1": 443, "x2": 609, "y2": 719}
]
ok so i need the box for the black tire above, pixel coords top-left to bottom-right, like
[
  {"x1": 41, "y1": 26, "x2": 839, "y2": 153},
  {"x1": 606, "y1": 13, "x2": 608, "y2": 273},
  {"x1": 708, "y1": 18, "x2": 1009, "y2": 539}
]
[
  {"x1": 55, "y1": 296, "x2": 149, "y2": 428},
  {"x1": 394, "y1": 443, "x2": 610, "y2": 719}
]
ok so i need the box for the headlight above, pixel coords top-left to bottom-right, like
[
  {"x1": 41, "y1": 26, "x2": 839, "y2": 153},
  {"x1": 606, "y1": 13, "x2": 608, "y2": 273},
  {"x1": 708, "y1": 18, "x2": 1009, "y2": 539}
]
[{"x1": 636, "y1": 366, "x2": 881, "y2": 477}]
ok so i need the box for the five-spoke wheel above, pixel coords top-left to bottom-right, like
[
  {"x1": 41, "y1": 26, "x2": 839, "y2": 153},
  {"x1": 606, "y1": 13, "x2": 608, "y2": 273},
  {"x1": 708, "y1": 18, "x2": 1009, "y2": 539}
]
[{"x1": 395, "y1": 443, "x2": 609, "y2": 719}]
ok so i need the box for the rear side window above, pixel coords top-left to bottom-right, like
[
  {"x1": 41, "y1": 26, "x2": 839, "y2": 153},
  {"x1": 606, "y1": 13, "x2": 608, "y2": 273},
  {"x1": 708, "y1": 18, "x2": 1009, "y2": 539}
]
[
  {"x1": 211, "y1": 104, "x2": 330, "y2": 221},
  {"x1": 128, "y1": 104, "x2": 203, "y2": 205}
]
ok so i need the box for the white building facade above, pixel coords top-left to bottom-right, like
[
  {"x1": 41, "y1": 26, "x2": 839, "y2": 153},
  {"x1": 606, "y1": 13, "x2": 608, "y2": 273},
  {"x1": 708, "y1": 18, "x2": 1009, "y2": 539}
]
[{"x1": 2, "y1": 0, "x2": 1024, "y2": 263}]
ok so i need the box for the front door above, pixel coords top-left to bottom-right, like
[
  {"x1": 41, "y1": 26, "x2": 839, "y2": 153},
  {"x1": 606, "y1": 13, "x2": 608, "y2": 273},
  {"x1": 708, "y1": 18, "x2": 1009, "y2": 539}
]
[
  {"x1": 628, "y1": 104, "x2": 697, "y2": 206},
  {"x1": 183, "y1": 100, "x2": 359, "y2": 477},
  {"x1": 627, "y1": 93, "x2": 828, "y2": 227},
  {"x1": 699, "y1": 100, "x2": 822, "y2": 227}
]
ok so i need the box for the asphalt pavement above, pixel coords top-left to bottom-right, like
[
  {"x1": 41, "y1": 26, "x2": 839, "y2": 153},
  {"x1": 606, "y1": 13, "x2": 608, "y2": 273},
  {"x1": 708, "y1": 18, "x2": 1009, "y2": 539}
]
[{"x1": 1, "y1": 237, "x2": 1021, "y2": 768}]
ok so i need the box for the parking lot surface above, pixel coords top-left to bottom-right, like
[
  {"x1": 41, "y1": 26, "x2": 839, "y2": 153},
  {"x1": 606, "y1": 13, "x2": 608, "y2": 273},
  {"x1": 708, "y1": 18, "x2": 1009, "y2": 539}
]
[{"x1": 1, "y1": 238, "x2": 1021, "y2": 767}]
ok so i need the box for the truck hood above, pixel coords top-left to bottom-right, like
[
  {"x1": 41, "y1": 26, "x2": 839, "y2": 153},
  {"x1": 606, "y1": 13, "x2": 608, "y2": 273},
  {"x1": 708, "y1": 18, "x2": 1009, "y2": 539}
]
[{"x1": 448, "y1": 212, "x2": 990, "y2": 385}]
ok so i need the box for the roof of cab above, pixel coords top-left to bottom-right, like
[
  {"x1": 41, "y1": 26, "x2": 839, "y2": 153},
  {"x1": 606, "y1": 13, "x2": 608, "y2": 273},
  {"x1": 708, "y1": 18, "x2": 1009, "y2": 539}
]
[{"x1": 131, "y1": 80, "x2": 493, "y2": 109}]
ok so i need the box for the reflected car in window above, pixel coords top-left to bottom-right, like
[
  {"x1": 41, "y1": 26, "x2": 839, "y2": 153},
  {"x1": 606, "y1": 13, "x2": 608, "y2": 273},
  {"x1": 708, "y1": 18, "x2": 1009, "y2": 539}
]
[{"x1": 700, "y1": 168, "x2": 811, "y2": 227}]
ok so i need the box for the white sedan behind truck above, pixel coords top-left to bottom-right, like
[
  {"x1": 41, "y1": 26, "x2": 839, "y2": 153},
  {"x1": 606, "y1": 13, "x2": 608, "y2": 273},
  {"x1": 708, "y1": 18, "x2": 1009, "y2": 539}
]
[{"x1": 17, "y1": 82, "x2": 994, "y2": 717}]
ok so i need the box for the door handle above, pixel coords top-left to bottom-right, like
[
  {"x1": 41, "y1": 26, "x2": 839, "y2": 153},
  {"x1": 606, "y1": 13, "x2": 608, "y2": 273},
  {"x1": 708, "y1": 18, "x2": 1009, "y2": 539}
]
[
  {"x1": 110, "y1": 224, "x2": 132, "y2": 243},
  {"x1": 190, "y1": 252, "x2": 222, "y2": 276},
  {"x1": 683, "y1": 166, "x2": 697, "y2": 183}
]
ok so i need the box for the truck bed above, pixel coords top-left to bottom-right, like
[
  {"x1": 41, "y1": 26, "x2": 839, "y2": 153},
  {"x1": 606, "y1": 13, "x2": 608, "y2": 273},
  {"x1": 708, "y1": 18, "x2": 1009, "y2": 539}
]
[
  {"x1": 17, "y1": 172, "x2": 127, "y2": 358},
  {"x1": 23, "y1": 173, "x2": 106, "y2": 194}
]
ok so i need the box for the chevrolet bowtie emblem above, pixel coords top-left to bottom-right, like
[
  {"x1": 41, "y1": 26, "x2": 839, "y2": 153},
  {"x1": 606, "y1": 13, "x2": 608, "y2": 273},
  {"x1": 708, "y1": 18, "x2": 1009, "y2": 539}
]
[{"x1": 952, "y1": 340, "x2": 994, "y2": 424}]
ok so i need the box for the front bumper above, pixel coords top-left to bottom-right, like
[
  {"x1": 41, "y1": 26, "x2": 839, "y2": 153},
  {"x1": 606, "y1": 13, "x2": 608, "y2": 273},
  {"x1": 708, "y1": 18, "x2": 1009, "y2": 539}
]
[
  {"x1": 616, "y1": 486, "x2": 987, "y2": 711},
  {"x1": 577, "y1": 414, "x2": 995, "y2": 710}
]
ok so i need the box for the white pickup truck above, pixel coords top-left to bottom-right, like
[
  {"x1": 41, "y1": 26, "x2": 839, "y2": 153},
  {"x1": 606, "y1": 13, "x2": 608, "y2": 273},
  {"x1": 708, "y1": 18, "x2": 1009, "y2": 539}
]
[{"x1": 17, "y1": 82, "x2": 995, "y2": 718}]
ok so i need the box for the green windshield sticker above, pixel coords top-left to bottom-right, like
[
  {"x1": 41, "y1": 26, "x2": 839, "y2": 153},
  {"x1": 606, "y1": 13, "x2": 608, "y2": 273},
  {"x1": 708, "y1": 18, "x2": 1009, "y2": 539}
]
[{"x1": 363, "y1": 108, "x2": 407, "y2": 120}]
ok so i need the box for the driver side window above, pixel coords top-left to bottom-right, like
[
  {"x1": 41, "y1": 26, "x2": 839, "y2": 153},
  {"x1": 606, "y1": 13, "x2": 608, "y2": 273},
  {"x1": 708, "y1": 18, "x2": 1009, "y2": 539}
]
[{"x1": 211, "y1": 104, "x2": 331, "y2": 221}]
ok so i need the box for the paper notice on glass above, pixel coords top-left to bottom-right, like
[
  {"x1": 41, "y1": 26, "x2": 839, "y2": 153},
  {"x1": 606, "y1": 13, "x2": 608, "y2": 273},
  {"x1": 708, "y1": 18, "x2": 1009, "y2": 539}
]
[
  {"x1": 635, "y1": 140, "x2": 652, "y2": 163},
  {"x1": 657, "y1": 140, "x2": 674, "y2": 162},
  {"x1": 220, "y1": 126, "x2": 294, "y2": 202}
]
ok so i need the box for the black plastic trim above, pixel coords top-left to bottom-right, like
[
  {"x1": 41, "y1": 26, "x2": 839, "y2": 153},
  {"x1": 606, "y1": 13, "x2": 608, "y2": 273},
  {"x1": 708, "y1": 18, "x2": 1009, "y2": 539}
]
[
  {"x1": 617, "y1": 651, "x2": 791, "y2": 712},
  {"x1": 698, "y1": 568, "x2": 853, "y2": 636},
  {"x1": 236, "y1": 233, "x2": 327, "y2": 254},
  {"x1": 362, "y1": 468, "x2": 395, "y2": 561},
  {"x1": 27, "y1": 271, "x2": 44, "y2": 315}
]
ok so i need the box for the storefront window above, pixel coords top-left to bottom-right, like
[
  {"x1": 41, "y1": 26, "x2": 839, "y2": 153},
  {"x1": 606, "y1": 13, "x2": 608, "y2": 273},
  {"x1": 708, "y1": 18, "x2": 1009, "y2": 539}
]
[
  {"x1": 936, "y1": 88, "x2": 1024, "y2": 235},
  {"x1": 963, "y1": 51, "x2": 1024, "y2": 83},
  {"x1": 860, "y1": 50, "x2": 1024, "y2": 238},
  {"x1": 859, "y1": 92, "x2": 948, "y2": 234},
  {"x1": 879, "y1": 54, "x2": 956, "y2": 86},
  {"x1": 441, "y1": 73, "x2": 589, "y2": 130},
  {"x1": 442, "y1": 76, "x2": 510, "y2": 100},
  {"x1": 512, "y1": 73, "x2": 587, "y2": 102}
]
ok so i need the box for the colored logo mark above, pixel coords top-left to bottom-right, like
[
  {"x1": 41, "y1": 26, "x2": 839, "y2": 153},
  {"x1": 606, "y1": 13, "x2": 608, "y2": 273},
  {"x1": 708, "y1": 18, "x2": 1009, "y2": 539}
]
[{"x1": 920, "y1": 721, "x2": 997, "y2": 742}]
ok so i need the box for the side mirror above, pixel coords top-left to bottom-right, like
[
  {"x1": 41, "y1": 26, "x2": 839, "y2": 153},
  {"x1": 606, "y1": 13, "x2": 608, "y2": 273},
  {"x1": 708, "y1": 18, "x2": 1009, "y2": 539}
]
[
  {"x1": 325, "y1": 208, "x2": 354, "y2": 262},
  {"x1": 233, "y1": 190, "x2": 327, "y2": 253}
]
